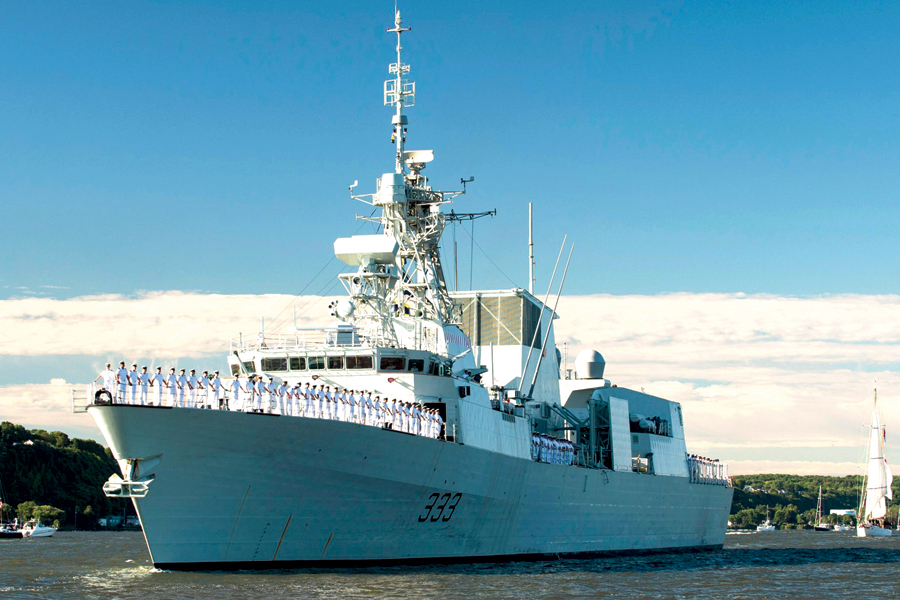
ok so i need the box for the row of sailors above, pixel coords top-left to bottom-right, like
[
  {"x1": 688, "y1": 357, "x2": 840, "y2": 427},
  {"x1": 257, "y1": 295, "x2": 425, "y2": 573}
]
[
  {"x1": 95, "y1": 363, "x2": 220, "y2": 407},
  {"x1": 93, "y1": 363, "x2": 444, "y2": 439},
  {"x1": 687, "y1": 454, "x2": 729, "y2": 485},
  {"x1": 231, "y1": 375, "x2": 445, "y2": 439},
  {"x1": 531, "y1": 433, "x2": 576, "y2": 466}
]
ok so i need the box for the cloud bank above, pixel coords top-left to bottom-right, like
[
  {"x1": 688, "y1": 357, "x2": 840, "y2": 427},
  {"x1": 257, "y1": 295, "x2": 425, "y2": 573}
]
[{"x1": 3, "y1": 290, "x2": 899, "y2": 475}]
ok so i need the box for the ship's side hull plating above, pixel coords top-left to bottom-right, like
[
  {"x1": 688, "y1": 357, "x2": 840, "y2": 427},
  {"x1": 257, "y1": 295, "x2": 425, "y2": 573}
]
[{"x1": 91, "y1": 405, "x2": 732, "y2": 570}]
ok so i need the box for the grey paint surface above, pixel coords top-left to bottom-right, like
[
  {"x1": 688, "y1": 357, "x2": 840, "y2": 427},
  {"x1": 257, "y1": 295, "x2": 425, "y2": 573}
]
[{"x1": 92, "y1": 405, "x2": 732, "y2": 567}]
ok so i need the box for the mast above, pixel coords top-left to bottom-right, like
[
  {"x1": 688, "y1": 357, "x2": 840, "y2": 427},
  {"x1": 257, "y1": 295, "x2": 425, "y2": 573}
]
[
  {"x1": 860, "y1": 386, "x2": 894, "y2": 524},
  {"x1": 816, "y1": 486, "x2": 822, "y2": 525},
  {"x1": 387, "y1": 10, "x2": 413, "y2": 175},
  {"x1": 528, "y1": 203, "x2": 534, "y2": 294},
  {"x1": 337, "y1": 10, "x2": 477, "y2": 352}
]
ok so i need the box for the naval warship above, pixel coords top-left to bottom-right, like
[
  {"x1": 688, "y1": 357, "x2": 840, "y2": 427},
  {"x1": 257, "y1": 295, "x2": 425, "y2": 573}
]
[{"x1": 78, "y1": 11, "x2": 733, "y2": 570}]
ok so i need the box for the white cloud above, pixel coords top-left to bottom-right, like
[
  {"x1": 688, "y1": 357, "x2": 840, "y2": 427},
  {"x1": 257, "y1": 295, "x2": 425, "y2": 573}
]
[
  {"x1": 1, "y1": 291, "x2": 331, "y2": 357},
  {"x1": 3, "y1": 291, "x2": 900, "y2": 475},
  {"x1": 0, "y1": 382, "x2": 101, "y2": 442}
]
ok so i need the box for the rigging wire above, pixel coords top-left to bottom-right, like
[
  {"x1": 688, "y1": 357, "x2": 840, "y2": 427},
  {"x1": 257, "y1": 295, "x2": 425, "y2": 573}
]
[
  {"x1": 469, "y1": 219, "x2": 475, "y2": 290},
  {"x1": 264, "y1": 207, "x2": 379, "y2": 333},
  {"x1": 458, "y1": 220, "x2": 519, "y2": 288}
]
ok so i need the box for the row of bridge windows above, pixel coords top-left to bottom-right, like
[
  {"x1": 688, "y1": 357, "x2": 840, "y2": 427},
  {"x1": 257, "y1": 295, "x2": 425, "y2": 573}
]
[{"x1": 249, "y1": 355, "x2": 446, "y2": 375}]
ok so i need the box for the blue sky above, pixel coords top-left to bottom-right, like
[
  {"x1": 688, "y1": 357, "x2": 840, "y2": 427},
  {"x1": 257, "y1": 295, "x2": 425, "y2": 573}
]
[
  {"x1": 3, "y1": 1, "x2": 900, "y2": 474},
  {"x1": 2, "y1": 0, "x2": 899, "y2": 301}
]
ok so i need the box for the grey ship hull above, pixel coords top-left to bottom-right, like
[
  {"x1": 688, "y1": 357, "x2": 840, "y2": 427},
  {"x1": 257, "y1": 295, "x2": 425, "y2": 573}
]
[{"x1": 91, "y1": 405, "x2": 733, "y2": 570}]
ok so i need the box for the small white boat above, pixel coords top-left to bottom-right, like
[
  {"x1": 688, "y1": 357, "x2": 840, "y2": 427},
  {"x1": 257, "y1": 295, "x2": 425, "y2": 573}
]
[
  {"x1": 21, "y1": 520, "x2": 56, "y2": 538},
  {"x1": 857, "y1": 387, "x2": 893, "y2": 538},
  {"x1": 757, "y1": 506, "x2": 776, "y2": 531},
  {"x1": 833, "y1": 523, "x2": 851, "y2": 532}
]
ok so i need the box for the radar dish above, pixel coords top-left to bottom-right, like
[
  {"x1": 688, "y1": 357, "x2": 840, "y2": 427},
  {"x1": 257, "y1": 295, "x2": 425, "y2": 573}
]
[{"x1": 402, "y1": 149, "x2": 434, "y2": 165}]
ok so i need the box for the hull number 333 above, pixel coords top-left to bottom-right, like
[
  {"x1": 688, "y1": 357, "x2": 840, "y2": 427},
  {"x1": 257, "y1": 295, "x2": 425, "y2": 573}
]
[{"x1": 418, "y1": 492, "x2": 462, "y2": 522}]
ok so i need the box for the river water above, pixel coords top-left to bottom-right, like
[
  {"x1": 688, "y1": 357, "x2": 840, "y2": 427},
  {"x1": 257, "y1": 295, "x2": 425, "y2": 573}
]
[{"x1": 1, "y1": 530, "x2": 898, "y2": 599}]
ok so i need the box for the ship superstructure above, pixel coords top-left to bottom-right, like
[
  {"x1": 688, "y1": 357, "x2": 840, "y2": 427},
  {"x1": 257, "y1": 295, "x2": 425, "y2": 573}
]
[{"x1": 77, "y1": 11, "x2": 733, "y2": 570}]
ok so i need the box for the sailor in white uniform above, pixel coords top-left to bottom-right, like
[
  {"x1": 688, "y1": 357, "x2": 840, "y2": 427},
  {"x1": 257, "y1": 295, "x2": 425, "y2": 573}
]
[
  {"x1": 301, "y1": 383, "x2": 310, "y2": 417},
  {"x1": 128, "y1": 364, "x2": 139, "y2": 404},
  {"x1": 435, "y1": 410, "x2": 444, "y2": 439},
  {"x1": 395, "y1": 400, "x2": 406, "y2": 431},
  {"x1": 239, "y1": 375, "x2": 249, "y2": 411},
  {"x1": 166, "y1": 368, "x2": 178, "y2": 407},
  {"x1": 364, "y1": 392, "x2": 374, "y2": 425},
  {"x1": 114, "y1": 362, "x2": 127, "y2": 403},
  {"x1": 314, "y1": 385, "x2": 323, "y2": 418},
  {"x1": 373, "y1": 396, "x2": 383, "y2": 427},
  {"x1": 241, "y1": 375, "x2": 251, "y2": 411},
  {"x1": 187, "y1": 369, "x2": 198, "y2": 408},
  {"x1": 345, "y1": 390, "x2": 355, "y2": 423},
  {"x1": 151, "y1": 367, "x2": 165, "y2": 406},
  {"x1": 323, "y1": 386, "x2": 333, "y2": 420},
  {"x1": 137, "y1": 366, "x2": 149, "y2": 406},
  {"x1": 341, "y1": 389, "x2": 352, "y2": 422},
  {"x1": 345, "y1": 389, "x2": 354, "y2": 422},
  {"x1": 403, "y1": 402, "x2": 413, "y2": 433},
  {"x1": 198, "y1": 371, "x2": 209, "y2": 408},
  {"x1": 276, "y1": 381, "x2": 287, "y2": 415},
  {"x1": 382, "y1": 397, "x2": 392, "y2": 427},
  {"x1": 294, "y1": 383, "x2": 303, "y2": 416},
  {"x1": 176, "y1": 369, "x2": 188, "y2": 408},
  {"x1": 388, "y1": 398, "x2": 397, "y2": 430},
  {"x1": 211, "y1": 371, "x2": 222, "y2": 409},
  {"x1": 424, "y1": 408, "x2": 433, "y2": 438},
  {"x1": 332, "y1": 387, "x2": 340, "y2": 421},
  {"x1": 230, "y1": 375, "x2": 242, "y2": 410},
  {"x1": 93, "y1": 363, "x2": 114, "y2": 398},
  {"x1": 254, "y1": 377, "x2": 265, "y2": 412},
  {"x1": 265, "y1": 378, "x2": 275, "y2": 413},
  {"x1": 414, "y1": 404, "x2": 423, "y2": 436}
]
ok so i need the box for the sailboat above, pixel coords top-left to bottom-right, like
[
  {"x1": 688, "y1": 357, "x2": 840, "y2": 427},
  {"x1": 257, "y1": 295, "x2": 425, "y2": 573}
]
[
  {"x1": 857, "y1": 387, "x2": 893, "y2": 537},
  {"x1": 814, "y1": 486, "x2": 832, "y2": 531},
  {"x1": 757, "y1": 506, "x2": 775, "y2": 532}
]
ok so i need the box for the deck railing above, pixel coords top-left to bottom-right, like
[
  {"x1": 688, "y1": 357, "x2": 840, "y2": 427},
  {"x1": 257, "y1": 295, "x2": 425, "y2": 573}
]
[
  {"x1": 230, "y1": 329, "x2": 370, "y2": 354},
  {"x1": 687, "y1": 456, "x2": 731, "y2": 487},
  {"x1": 71, "y1": 382, "x2": 446, "y2": 440}
]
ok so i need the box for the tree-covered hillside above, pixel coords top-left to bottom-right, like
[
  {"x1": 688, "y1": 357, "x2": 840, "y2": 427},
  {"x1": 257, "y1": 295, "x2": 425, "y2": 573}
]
[
  {"x1": 0, "y1": 421, "x2": 128, "y2": 528},
  {"x1": 730, "y1": 473, "x2": 900, "y2": 529}
]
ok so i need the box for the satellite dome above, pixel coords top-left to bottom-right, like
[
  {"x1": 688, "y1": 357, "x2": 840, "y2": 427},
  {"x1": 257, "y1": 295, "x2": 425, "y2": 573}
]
[
  {"x1": 335, "y1": 299, "x2": 355, "y2": 320},
  {"x1": 574, "y1": 350, "x2": 605, "y2": 380}
]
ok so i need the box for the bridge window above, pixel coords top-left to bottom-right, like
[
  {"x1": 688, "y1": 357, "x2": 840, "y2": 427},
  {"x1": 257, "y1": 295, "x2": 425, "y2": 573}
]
[
  {"x1": 346, "y1": 355, "x2": 373, "y2": 370},
  {"x1": 328, "y1": 356, "x2": 344, "y2": 370},
  {"x1": 408, "y1": 358, "x2": 425, "y2": 373},
  {"x1": 308, "y1": 356, "x2": 325, "y2": 370},
  {"x1": 380, "y1": 356, "x2": 406, "y2": 371},
  {"x1": 262, "y1": 358, "x2": 288, "y2": 372},
  {"x1": 241, "y1": 361, "x2": 255, "y2": 374},
  {"x1": 290, "y1": 357, "x2": 306, "y2": 371}
]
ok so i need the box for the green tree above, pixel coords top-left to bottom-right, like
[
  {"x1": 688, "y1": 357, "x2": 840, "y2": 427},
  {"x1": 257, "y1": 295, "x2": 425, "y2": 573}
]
[
  {"x1": 16, "y1": 500, "x2": 37, "y2": 521},
  {"x1": 33, "y1": 504, "x2": 66, "y2": 525},
  {"x1": 1, "y1": 421, "x2": 129, "y2": 529}
]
